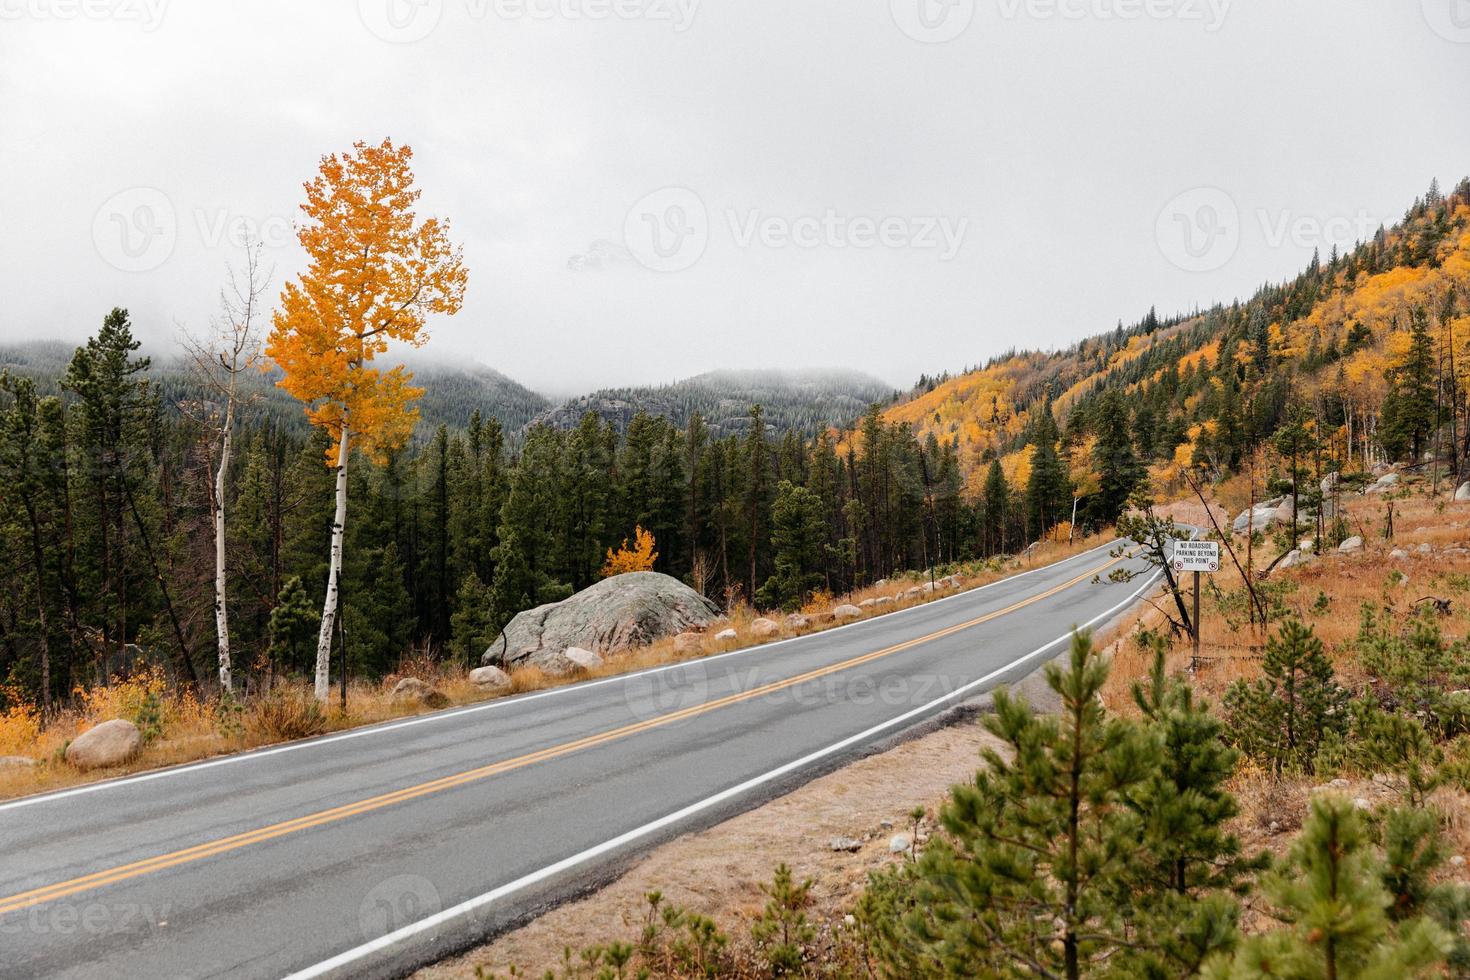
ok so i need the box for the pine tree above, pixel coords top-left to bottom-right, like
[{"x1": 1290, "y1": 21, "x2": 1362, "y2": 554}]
[
  {"x1": 1087, "y1": 388, "x2": 1143, "y2": 527},
  {"x1": 1203, "y1": 797, "x2": 1450, "y2": 979},
  {"x1": 1025, "y1": 399, "x2": 1072, "y2": 541},
  {"x1": 1223, "y1": 619, "x2": 1347, "y2": 775},
  {"x1": 268, "y1": 576, "x2": 318, "y2": 677},
  {"x1": 892, "y1": 632, "x2": 1153, "y2": 979},
  {"x1": 1120, "y1": 649, "x2": 1267, "y2": 975},
  {"x1": 757, "y1": 480, "x2": 826, "y2": 611},
  {"x1": 981, "y1": 458, "x2": 1009, "y2": 555}
]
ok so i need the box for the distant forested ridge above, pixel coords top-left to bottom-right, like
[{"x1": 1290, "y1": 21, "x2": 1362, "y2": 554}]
[
  {"x1": 526, "y1": 368, "x2": 894, "y2": 437},
  {"x1": 0, "y1": 342, "x2": 551, "y2": 436}
]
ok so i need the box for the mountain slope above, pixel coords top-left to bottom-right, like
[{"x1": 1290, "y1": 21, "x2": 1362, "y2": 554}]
[{"x1": 883, "y1": 177, "x2": 1470, "y2": 496}]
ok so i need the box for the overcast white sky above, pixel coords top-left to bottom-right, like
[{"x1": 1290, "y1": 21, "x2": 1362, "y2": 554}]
[{"x1": 2, "y1": 0, "x2": 1468, "y2": 396}]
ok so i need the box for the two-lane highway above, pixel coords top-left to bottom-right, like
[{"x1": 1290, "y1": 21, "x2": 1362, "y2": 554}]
[{"x1": 0, "y1": 541, "x2": 1160, "y2": 979}]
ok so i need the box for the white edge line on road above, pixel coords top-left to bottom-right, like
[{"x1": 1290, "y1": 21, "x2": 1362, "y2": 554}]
[
  {"x1": 282, "y1": 566, "x2": 1164, "y2": 980},
  {"x1": 0, "y1": 539, "x2": 1125, "y2": 814}
]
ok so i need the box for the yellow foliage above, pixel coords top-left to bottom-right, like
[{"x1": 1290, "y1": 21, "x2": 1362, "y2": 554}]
[
  {"x1": 265, "y1": 139, "x2": 468, "y2": 465},
  {"x1": 602, "y1": 526, "x2": 658, "y2": 577},
  {"x1": 0, "y1": 696, "x2": 39, "y2": 756}
]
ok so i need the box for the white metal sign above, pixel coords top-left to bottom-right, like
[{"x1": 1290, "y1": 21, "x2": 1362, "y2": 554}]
[{"x1": 1173, "y1": 539, "x2": 1220, "y2": 574}]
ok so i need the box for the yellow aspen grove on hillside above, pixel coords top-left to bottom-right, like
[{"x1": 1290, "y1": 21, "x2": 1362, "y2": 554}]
[{"x1": 266, "y1": 139, "x2": 468, "y2": 700}]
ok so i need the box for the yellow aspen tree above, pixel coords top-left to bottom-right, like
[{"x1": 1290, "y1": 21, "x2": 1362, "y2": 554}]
[{"x1": 266, "y1": 139, "x2": 468, "y2": 700}]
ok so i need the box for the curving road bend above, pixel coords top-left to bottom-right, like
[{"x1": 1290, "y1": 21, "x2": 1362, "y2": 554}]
[{"x1": 0, "y1": 540, "x2": 1160, "y2": 979}]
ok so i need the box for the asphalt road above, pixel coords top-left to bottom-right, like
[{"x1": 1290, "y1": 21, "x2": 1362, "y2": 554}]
[{"x1": 0, "y1": 540, "x2": 1160, "y2": 979}]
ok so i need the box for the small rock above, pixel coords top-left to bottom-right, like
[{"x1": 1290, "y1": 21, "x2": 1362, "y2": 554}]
[
  {"x1": 784, "y1": 613, "x2": 811, "y2": 631},
  {"x1": 829, "y1": 836, "x2": 862, "y2": 852},
  {"x1": 1268, "y1": 820, "x2": 1280, "y2": 833},
  {"x1": 1299, "y1": 538, "x2": 1315, "y2": 553},
  {"x1": 714, "y1": 627, "x2": 738, "y2": 642},
  {"x1": 468, "y1": 666, "x2": 511, "y2": 690},
  {"x1": 843, "y1": 914, "x2": 857, "y2": 928},
  {"x1": 65, "y1": 719, "x2": 142, "y2": 770},
  {"x1": 1452, "y1": 855, "x2": 1466, "y2": 868},
  {"x1": 0, "y1": 755, "x2": 37, "y2": 769},
  {"x1": 673, "y1": 632, "x2": 703, "y2": 655},
  {"x1": 1456, "y1": 482, "x2": 1470, "y2": 503},
  {"x1": 1391, "y1": 549, "x2": 1409, "y2": 560},
  {"x1": 391, "y1": 677, "x2": 450, "y2": 708},
  {"x1": 1354, "y1": 797, "x2": 1372, "y2": 811},
  {"x1": 858, "y1": 598, "x2": 877, "y2": 609},
  {"x1": 560, "y1": 647, "x2": 603, "y2": 672},
  {"x1": 1338, "y1": 536, "x2": 1363, "y2": 554},
  {"x1": 880, "y1": 819, "x2": 894, "y2": 829},
  {"x1": 833, "y1": 604, "x2": 862, "y2": 621},
  {"x1": 903, "y1": 586, "x2": 924, "y2": 599},
  {"x1": 1418, "y1": 542, "x2": 1433, "y2": 553},
  {"x1": 874, "y1": 595, "x2": 894, "y2": 606},
  {"x1": 889, "y1": 834, "x2": 912, "y2": 854},
  {"x1": 750, "y1": 618, "x2": 780, "y2": 639}
]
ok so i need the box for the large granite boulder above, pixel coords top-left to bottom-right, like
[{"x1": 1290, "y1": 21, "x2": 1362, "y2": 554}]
[
  {"x1": 65, "y1": 719, "x2": 141, "y2": 770},
  {"x1": 483, "y1": 572, "x2": 719, "y2": 672}
]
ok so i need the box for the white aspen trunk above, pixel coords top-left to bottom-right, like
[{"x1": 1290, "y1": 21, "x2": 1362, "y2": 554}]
[
  {"x1": 315, "y1": 419, "x2": 349, "y2": 700},
  {"x1": 214, "y1": 407, "x2": 233, "y2": 694}
]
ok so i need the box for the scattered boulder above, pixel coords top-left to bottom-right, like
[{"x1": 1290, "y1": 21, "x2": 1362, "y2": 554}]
[
  {"x1": 468, "y1": 665, "x2": 511, "y2": 690},
  {"x1": 1321, "y1": 472, "x2": 1340, "y2": 494},
  {"x1": 1391, "y1": 549, "x2": 1409, "y2": 560},
  {"x1": 673, "y1": 632, "x2": 703, "y2": 655},
  {"x1": 858, "y1": 598, "x2": 877, "y2": 609},
  {"x1": 829, "y1": 836, "x2": 863, "y2": 853},
  {"x1": 391, "y1": 677, "x2": 449, "y2": 708},
  {"x1": 903, "y1": 586, "x2": 924, "y2": 599},
  {"x1": 1338, "y1": 536, "x2": 1364, "y2": 554},
  {"x1": 557, "y1": 647, "x2": 604, "y2": 673},
  {"x1": 889, "y1": 834, "x2": 913, "y2": 854},
  {"x1": 1299, "y1": 538, "x2": 1315, "y2": 553},
  {"x1": 1457, "y1": 482, "x2": 1470, "y2": 502},
  {"x1": 1278, "y1": 550, "x2": 1305, "y2": 570},
  {"x1": 833, "y1": 604, "x2": 862, "y2": 621},
  {"x1": 483, "y1": 571, "x2": 720, "y2": 672},
  {"x1": 874, "y1": 595, "x2": 895, "y2": 606},
  {"x1": 714, "y1": 627, "x2": 738, "y2": 642},
  {"x1": 1419, "y1": 542, "x2": 1433, "y2": 553},
  {"x1": 64, "y1": 719, "x2": 141, "y2": 770},
  {"x1": 750, "y1": 617, "x2": 780, "y2": 639},
  {"x1": 1233, "y1": 505, "x2": 1280, "y2": 535},
  {"x1": 784, "y1": 613, "x2": 810, "y2": 631}
]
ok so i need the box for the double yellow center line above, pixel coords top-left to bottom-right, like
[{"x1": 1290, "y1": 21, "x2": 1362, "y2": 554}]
[{"x1": 0, "y1": 551, "x2": 1124, "y2": 916}]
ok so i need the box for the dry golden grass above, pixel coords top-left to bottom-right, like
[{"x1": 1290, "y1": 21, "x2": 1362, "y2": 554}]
[
  {"x1": 0, "y1": 533, "x2": 1114, "y2": 802},
  {"x1": 1102, "y1": 475, "x2": 1470, "y2": 710}
]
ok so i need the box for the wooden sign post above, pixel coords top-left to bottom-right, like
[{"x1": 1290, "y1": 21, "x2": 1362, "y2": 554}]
[{"x1": 1172, "y1": 539, "x2": 1220, "y2": 672}]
